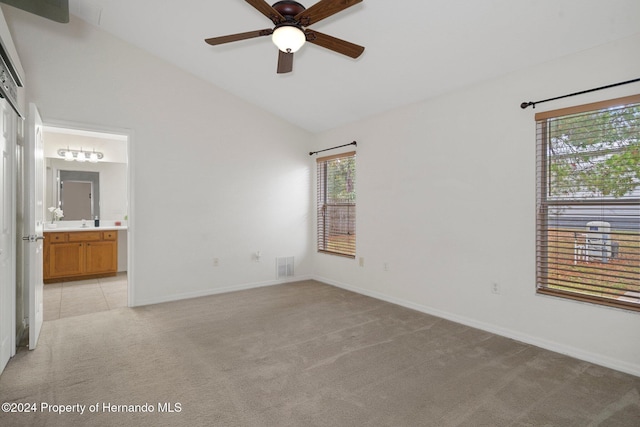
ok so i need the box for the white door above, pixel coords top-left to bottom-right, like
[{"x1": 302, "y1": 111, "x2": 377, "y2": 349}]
[
  {"x1": 25, "y1": 103, "x2": 44, "y2": 350},
  {"x1": 0, "y1": 99, "x2": 16, "y2": 371}
]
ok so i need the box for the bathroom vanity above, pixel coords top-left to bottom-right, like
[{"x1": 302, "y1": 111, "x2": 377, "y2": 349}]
[{"x1": 43, "y1": 227, "x2": 125, "y2": 283}]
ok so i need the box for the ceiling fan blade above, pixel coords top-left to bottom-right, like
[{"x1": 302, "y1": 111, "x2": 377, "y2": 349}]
[
  {"x1": 277, "y1": 51, "x2": 294, "y2": 74},
  {"x1": 295, "y1": 0, "x2": 362, "y2": 26},
  {"x1": 245, "y1": 0, "x2": 285, "y2": 24},
  {"x1": 305, "y1": 30, "x2": 364, "y2": 59},
  {"x1": 205, "y1": 29, "x2": 273, "y2": 46}
]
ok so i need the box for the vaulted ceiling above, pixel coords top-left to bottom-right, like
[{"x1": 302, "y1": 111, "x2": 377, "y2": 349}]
[{"x1": 67, "y1": 0, "x2": 640, "y2": 132}]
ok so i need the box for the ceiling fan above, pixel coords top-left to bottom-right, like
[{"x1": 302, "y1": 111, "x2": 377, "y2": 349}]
[{"x1": 205, "y1": 0, "x2": 365, "y2": 74}]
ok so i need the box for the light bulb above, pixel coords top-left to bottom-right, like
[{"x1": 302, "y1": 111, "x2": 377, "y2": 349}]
[
  {"x1": 64, "y1": 151, "x2": 74, "y2": 161},
  {"x1": 76, "y1": 151, "x2": 86, "y2": 162},
  {"x1": 89, "y1": 152, "x2": 99, "y2": 163},
  {"x1": 272, "y1": 26, "x2": 306, "y2": 53}
]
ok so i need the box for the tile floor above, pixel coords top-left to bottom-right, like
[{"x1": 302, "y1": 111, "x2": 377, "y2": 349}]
[{"x1": 43, "y1": 272, "x2": 128, "y2": 321}]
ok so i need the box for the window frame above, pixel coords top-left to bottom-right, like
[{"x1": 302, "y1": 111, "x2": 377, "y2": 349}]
[
  {"x1": 316, "y1": 151, "x2": 356, "y2": 258},
  {"x1": 535, "y1": 94, "x2": 640, "y2": 312}
]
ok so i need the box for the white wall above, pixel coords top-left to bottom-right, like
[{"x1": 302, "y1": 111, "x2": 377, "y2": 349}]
[
  {"x1": 312, "y1": 34, "x2": 640, "y2": 376},
  {"x1": 3, "y1": 7, "x2": 315, "y2": 305}
]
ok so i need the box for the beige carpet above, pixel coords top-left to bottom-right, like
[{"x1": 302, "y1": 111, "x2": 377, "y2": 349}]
[{"x1": 0, "y1": 280, "x2": 638, "y2": 426}]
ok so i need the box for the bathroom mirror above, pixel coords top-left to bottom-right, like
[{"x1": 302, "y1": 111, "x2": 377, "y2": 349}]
[{"x1": 57, "y1": 170, "x2": 100, "y2": 220}]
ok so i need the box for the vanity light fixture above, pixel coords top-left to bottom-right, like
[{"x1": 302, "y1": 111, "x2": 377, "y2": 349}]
[{"x1": 58, "y1": 148, "x2": 104, "y2": 163}]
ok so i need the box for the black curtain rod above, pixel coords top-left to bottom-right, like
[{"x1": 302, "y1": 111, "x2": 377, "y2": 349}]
[
  {"x1": 520, "y1": 77, "x2": 640, "y2": 109},
  {"x1": 309, "y1": 141, "x2": 357, "y2": 156}
]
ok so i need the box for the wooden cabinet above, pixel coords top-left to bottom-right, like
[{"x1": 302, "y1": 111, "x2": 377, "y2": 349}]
[{"x1": 44, "y1": 230, "x2": 118, "y2": 283}]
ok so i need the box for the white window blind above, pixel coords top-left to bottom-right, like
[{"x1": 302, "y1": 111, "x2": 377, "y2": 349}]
[
  {"x1": 535, "y1": 95, "x2": 640, "y2": 311},
  {"x1": 317, "y1": 151, "x2": 356, "y2": 257}
]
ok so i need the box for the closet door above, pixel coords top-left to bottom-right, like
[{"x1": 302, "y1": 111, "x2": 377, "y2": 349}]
[{"x1": 0, "y1": 98, "x2": 15, "y2": 372}]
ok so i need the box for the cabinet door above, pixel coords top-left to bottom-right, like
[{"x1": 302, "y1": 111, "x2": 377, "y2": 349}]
[
  {"x1": 48, "y1": 242, "x2": 85, "y2": 278},
  {"x1": 85, "y1": 241, "x2": 117, "y2": 274}
]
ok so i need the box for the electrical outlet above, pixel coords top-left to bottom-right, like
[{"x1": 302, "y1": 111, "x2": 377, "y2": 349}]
[
  {"x1": 359, "y1": 257, "x2": 364, "y2": 267},
  {"x1": 213, "y1": 258, "x2": 219, "y2": 267},
  {"x1": 384, "y1": 262, "x2": 389, "y2": 271},
  {"x1": 491, "y1": 282, "x2": 500, "y2": 294}
]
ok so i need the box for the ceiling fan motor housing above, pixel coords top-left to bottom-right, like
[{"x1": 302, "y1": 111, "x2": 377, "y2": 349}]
[
  {"x1": 272, "y1": 1, "x2": 306, "y2": 19},
  {"x1": 272, "y1": 1, "x2": 307, "y2": 54}
]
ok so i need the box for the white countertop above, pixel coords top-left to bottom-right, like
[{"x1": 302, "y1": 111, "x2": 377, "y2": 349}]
[
  {"x1": 44, "y1": 225, "x2": 128, "y2": 232},
  {"x1": 44, "y1": 221, "x2": 128, "y2": 232}
]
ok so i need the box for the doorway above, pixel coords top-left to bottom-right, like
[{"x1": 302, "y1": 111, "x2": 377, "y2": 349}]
[{"x1": 39, "y1": 123, "x2": 131, "y2": 320}]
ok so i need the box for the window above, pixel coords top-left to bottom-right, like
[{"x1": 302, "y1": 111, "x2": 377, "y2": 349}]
[
  {"x1": 536, "y1": 95, "x2": 640, "y2": 311},
  {"x1": 317, "y1": 151, "x2": 356, "y2": 257}
]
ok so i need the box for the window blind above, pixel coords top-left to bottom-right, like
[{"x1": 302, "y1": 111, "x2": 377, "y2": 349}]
[
  {"x1": 536, "y1": 95, "x2": 640, "y2": 311},
  {"x1": 317, "y1": 151, "x2": 356, "y2": 258}
]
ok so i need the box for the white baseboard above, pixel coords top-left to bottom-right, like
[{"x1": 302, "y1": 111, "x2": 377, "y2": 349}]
[
  {"x1": 133, "y1": 274, "x2": 313, "y2": 307},
  {"x1": 314, "y1": 275, "x2": 640, "y2": 378}
]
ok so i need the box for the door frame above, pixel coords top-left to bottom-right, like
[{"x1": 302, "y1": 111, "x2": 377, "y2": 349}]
[{"x1": 41, "y1": 119, "x2": 134, "y2": 307}]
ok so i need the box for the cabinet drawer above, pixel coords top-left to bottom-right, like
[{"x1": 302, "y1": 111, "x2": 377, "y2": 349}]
[
  {"x1": 47, "y1": 232, "x2": 68, "y2": 243},
  {"x1": 68, "y1": 231, "x2": 102, "y2": 242},
  {"x1": 103, "y1": 231, "x2": 117, "y2": 240}
]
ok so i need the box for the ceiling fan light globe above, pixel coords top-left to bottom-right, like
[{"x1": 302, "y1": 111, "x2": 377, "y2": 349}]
[{"x1": 272, "y1": 26, "x2": 305, "y2": 53}]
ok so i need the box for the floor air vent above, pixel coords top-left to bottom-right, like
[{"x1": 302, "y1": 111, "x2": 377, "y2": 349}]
[{"x1": 276, "y1": 257, "x2": 294, "y2": 279}]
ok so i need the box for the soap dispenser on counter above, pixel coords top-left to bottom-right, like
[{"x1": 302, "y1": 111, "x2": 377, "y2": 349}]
[{"x1": 94, "y1": 216, "x2": 100, "y2": 227}]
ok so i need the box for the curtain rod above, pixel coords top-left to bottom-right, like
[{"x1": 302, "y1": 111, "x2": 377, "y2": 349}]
[
  {"x1": 309, "y1": 141, "x2": 357, "y2": 156},
  {"x1": 520, "y1": 77, "x2": 640, "y2": 109}
]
